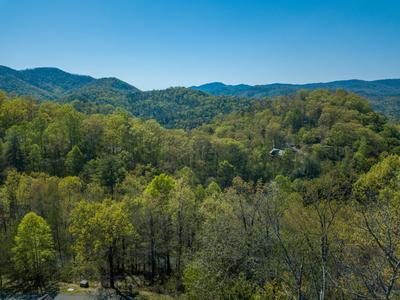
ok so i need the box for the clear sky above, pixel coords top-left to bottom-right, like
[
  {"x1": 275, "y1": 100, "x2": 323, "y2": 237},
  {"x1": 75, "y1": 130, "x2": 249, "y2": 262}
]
[{"x1": 0, "y1": 0, "x2": 399, "y2": 90}]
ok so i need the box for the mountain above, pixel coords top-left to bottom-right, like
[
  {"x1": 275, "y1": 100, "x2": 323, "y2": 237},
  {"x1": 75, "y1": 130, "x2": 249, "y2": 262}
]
[
  {"x1": 192, "y1": 79, "x2": 400, "y2": 119},
  {"x1": 193, "y1": 82, "x2": 253, "y2": 95},
  {"x1": 191, "y1": 79, "x2": 400, "y2": 98},
  {"x1": 0, "y1": 65, "x2": 54, "y2": 99},
  {"x1": 68, "y1": 87, "x2": 255, "y2": 128},
  {"x1": 2, "y1": 65, "x2": 400, "y2": 127},
  {"x1": 0, "y1": 66, "x2": 254, "y2": 128},
  {"x1": 62, "y1": 77, "x2": 140, "y2": 105},
  {"x1": 17, "y1": 67, "x2": 94, "y2": 95},
  {"x1": 0, "y1": 66, "x2": 96, "y2": 99},
  {"x1": 126, "y1": 87, "x2": 256, "y2": 128}
]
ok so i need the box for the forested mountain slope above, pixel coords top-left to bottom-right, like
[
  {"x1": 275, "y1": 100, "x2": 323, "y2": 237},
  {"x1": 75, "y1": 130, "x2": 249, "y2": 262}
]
[
  {"x1": 0, "y1": 66, "x2": 257, "y2": 128},
  {"x1": 192, "y1": 79, "x2": 400, "y2": 118},
  {"x1": 192, "y1": 79, "x2": 400, "y2": 98},
  {"x1": 2, "y1": 65, "x2": 400, "y2": 127},
  {"x1": 2, "y1": 89, "x2": 400, "y2": 298},
  {"x1": 0, "y1": 66, "x2": 94, "y2": 99},
  {"x1": 66, "y1": 87, "x2": 256, "y2": 128}
]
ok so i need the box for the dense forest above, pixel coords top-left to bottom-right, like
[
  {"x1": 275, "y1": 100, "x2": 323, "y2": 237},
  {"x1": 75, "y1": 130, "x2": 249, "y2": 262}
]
[
  {"x1": 0, "y1": 66, "x2": 259, "y2": 128},
  {"x1": 1, "y1": 88, "x2": 400, "y2": 299},
  {"x1": 192, "y1": 80, "x2": 400, "y2": 119},
  {"x1": 2, "y1": 66, "x2": 400, "y2": 127}
]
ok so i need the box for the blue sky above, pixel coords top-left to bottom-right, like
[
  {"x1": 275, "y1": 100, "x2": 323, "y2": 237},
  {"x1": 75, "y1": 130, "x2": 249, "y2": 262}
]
[{"x1": 0, "y1": 0, "x2": 399, "y2": 90}]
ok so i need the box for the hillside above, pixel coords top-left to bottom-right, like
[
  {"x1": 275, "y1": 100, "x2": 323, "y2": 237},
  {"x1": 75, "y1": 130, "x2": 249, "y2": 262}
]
[
  {"x1": 2, "y1": 89, "x2": 400, "y2": 298},
  {"x1": 0, "y1": 66, "x2": 257, "y2": 128},
  {"x1": 0, "y1": 66, "x2": 95, "y2": 99},
  {"x1": 192, "y1": 79, "x2": 400, "y2": 118},
  {"x1": 0, "y1": 66, "x2": 55, "y2": 99},
  {"x1": 2, "y1": 65, "x2": 400, "y2": 128}
]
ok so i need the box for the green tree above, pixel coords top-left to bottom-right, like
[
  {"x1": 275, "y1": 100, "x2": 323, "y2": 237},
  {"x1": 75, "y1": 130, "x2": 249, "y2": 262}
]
[
  {"x1": 144, "y1": 174, "x2": 176, "y2": 281},
  {"x1": 70, "y1": 199, "x2": 135, "y2": 288},
  {"x1": 217, "y1": 160, "x2": 235, "y2": 188},
  {"x1": 65, "y1": 145, "x2": 84, "y2": 175},
  {"x1": 4, "y1": 126, "x2": 26, "y2": 171},
  {"x1": 169, "y1": 178, "x2": 196, "y2": 290},
  {"x1": 348, "y1": 155, "x2": 400, "y2": 299},
  {"x1": 12, "y1": 212, "x2": 56, "y2": 292},
  {"x1": 96, "y1": 155, "x2": 126, "y2": 195},
  {"x1": 27, "y1": 144, "x2": 43, "y2": 172}
]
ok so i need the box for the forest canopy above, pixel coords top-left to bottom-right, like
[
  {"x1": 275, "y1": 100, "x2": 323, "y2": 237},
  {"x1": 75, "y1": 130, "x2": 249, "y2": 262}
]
[{"x1": 1, "y1": 88, "x2": 400, "y2": 299}]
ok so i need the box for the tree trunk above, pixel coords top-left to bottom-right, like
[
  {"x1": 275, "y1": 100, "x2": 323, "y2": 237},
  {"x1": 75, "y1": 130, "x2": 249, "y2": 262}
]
[
  {"x1": 108, "y1": 246, "x2": 115, "y2": 289},
  {"x1": 150, "y1": 215, "x2": 156, "y2": 283},
  {"x1": 176, "y1": 207, "x2": 184, "y2": 291}
]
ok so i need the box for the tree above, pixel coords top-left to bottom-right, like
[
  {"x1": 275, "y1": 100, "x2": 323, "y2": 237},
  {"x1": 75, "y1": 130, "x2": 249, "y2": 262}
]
[
  {"x1": 12, "y1": 212, "x2": 56, "y2": 292},
  {"x1": 184, "y1": 177, "x2": 269, "y2": 300},
  {"x1": 57, "y1": 176, "x2": 82, "y2": 261},
  {"x1": 144, "y1": 174, "x2": 176, "y2": 281},
  {"x1": 0, "y1": 89, "x2": 400, "y2": 297},
  {"x1": 348, "y1": 155, "x2": 400, "y2": 299},
  {"x1": 65, "y1": 145, "x2": 84, "y2": 175},
  {"x1": 96, "y1": 155, "x2": 126, "y2": 195},
  {"x1": 169, "y1": 178, "x2": 196, "y2": 290},
  {"x1": 4, "y1": 126, "x2": 26, "y2": 171},
  {"x1": 217, "y1": 160, "x2": 235, "y2": 188},
  {"x1": 27, "y1": 144, "x2": 43, "y2": 172},
  {"x1": 1, "y1": 169, "x2": 21, "y2": 221},
  {"x1": 43, "y1": 122, "x2": 70, "y2": 176},
  {"x1": 56, "y1": 105, "x2": 83, "y2": 149},
  {"x1": 70, "y1": 199, "x2": 135, "y2": 288}
]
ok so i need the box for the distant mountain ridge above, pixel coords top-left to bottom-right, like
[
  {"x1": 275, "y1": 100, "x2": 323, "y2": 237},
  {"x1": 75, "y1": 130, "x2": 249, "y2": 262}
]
[
  {"x1": 192, "y1": 79, "x2": 400, "y2": 98},
  {"x1": 0, "y1": 65, "x2": 140, "y2": 100},
  {"x1": 1, "y1": 65, "x2": 400, "y2": 125},
  {"x1": 191, "y1": 80, "x2": 400, "y2": 119},
  {"x1": 0, "y1": 66, "x2": 254, "y2": 128}
]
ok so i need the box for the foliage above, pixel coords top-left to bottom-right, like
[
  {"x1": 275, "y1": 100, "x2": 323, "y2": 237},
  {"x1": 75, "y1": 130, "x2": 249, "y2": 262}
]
[
  {"x1": 70, "y1": 199, "x2": 135, "y2": 288},
  {"x1": 193, "y1": 80, "x2": 400, "y2": 120},
  {"x1": 0, "y1": 89, "x2": 400, "y2": 298},
  {"x1": 11, "y1": 212, "x2": 56, "y2": 292}
]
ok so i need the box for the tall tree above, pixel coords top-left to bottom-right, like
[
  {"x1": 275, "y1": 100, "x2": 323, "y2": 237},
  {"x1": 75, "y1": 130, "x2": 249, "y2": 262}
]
[
  {"x1": 65, "y1": 145, "x2": 84, "y2": 175},
  {"x1": 12, "y1": 212, "x2": 56, "y2": 293},
  {"x1": 144, "y1": 174, "x2": 175, "y2": 281},
  {"x1": 70, "y1": 199, "x2": 135, "y2": 288},
  {"x1": 96, "y1": 155, "x2": 126, "y2": 195}
]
